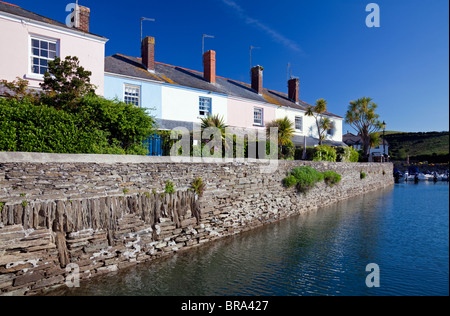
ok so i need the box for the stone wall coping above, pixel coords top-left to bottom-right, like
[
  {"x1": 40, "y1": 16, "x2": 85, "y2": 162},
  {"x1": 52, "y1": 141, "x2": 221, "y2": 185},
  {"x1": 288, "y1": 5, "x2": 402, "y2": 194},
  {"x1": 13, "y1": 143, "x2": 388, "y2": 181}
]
[{"x1": 0, "y1": 151, "x2": 392, "y2": 167}]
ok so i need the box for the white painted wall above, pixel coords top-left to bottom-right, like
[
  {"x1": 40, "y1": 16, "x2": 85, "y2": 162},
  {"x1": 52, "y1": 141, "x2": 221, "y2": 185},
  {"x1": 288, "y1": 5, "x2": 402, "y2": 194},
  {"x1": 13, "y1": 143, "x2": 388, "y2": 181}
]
[
  {"x1": 161, "y1": 85, "x2": 228, "y2": 125},
  {"x1": 275, "y1": 107, "x2": 344, "y2": 143}
]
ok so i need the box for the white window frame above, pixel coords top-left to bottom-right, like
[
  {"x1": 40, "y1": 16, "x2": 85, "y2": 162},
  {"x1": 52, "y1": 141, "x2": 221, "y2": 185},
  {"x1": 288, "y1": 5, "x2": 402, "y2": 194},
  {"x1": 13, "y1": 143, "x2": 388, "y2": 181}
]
[
  {"x1": 124, "y1": 84, "x2": 141, "y2": 107},
  {"x1": 199, "y1": 97, "x2": 212, "y2": 117},
  {"x1": 254, "y1": 107, "x2": 264, "y2": 127},
  {"x1": 295, "y1": 116, "x2": 303, "y2": 132},
  {"x1": 28, "y1": 34, "x2": 59, "y2": 80}
]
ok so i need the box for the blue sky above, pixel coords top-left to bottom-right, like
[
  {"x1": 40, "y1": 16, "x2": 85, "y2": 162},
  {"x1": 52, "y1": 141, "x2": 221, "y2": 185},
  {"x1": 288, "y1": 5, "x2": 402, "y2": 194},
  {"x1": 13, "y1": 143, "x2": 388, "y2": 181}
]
[{"x1": 10, "y1": 0, "x2": 450, "y2": 133}]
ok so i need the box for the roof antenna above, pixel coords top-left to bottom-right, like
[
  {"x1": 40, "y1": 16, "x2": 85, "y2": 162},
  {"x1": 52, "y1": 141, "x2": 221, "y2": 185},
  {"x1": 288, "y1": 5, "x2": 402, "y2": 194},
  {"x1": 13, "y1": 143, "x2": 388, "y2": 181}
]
[
  {"x1": 249, "y1": 45, "x2": 261, "y2": 81},
  {"x1": 141, "y1": 17, "x2": 156, "y2": 43},
  {"x1": 202, "y1": 34, "x2": 215, "y2": 56},
  {"x1": 287, "y1": 62, "x2": 291, "y2": 82}
]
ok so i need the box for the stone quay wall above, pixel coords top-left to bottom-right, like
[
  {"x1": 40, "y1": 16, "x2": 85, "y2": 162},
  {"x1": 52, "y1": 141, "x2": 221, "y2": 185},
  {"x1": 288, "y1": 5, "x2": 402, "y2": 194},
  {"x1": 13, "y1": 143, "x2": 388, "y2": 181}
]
[{"x1": 0, "y1": 152, "x2": 394, "y2": 296}]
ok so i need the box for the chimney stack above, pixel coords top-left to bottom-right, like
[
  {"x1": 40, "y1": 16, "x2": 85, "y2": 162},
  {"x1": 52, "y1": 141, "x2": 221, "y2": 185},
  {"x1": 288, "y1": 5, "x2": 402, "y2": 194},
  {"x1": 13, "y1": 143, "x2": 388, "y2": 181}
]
[
  {"x1": 72, "y1": 5, "x2": 90, "y2": 33},
  {"x1": 203, "y1": 50, "x2": 216, "y2": 83},
  {"x1": 141, "y1": 36, "x2": 155, "y2": 72},
  {"x1": 251, "y1": 66, "x2": 264, "y2": 95},
  {"x1": 288, "y1": 78, "x2": 300, "y2": 104}
]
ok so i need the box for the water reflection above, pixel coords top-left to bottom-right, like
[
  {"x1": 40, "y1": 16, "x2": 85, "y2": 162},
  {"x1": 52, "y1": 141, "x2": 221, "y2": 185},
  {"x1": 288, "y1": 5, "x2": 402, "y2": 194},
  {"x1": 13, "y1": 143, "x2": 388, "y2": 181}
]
[{"x1": 48, "y1": 183, "x2": 448, "y2": 296}]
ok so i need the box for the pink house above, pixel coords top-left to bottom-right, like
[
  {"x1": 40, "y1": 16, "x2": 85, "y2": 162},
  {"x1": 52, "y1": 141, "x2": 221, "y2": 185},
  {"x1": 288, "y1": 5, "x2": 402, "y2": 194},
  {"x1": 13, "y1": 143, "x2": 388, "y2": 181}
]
[{"x1": 0, "y1": 1, "x2": 108, "y2": 95}]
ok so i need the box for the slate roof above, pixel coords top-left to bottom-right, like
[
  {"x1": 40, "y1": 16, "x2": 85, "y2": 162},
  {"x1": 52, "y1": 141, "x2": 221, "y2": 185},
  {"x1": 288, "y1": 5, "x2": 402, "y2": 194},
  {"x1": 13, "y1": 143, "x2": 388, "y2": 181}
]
[
  {"x1": 105, "y1": 54, "x2": 343, "y2": 119},
  {"x1": 0, "y1": 1, "x2": 106, "y2": 40},
  {"x1": 343, "y1": 132, "x2": 388, "y2": 146}
]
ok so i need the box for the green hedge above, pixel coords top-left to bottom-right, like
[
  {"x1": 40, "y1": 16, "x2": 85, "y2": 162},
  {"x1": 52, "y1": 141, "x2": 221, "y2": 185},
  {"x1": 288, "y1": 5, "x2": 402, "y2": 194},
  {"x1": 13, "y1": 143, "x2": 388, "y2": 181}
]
[
  {"x1": 0, "y1": 96, "x2": 155, "y2": 155},
  {"x1": 313, "y1": 145, "x2": 337, "y2": 162},
  {"x1": 336, "y1": 146, "x2": 360, "y2": 162}
]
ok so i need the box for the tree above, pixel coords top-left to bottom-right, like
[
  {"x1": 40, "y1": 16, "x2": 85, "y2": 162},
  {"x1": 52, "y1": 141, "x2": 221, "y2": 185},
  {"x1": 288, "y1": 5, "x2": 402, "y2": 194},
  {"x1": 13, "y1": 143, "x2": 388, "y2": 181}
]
[
  {"x1": 369, "y1": 132, "x2": 381, "y2": 149},
  {"x1": 266, "y1": 117, "x2": 295, "y2": 148},
  {"x1": 306, "y1": 99, "x2": 332, "y2": 145},
  {"x1": 200, "y1": 114, "x2": 229, "y2": 156},
  {"x1": 0, "y1": 77, "x2": 40, "y2": 103},
  {"x1": 40, "y1": 56, "x2": 96, "y2": 110},
  {"x1": 345, "y1": 97, "x2": 383, "y2": 159}
]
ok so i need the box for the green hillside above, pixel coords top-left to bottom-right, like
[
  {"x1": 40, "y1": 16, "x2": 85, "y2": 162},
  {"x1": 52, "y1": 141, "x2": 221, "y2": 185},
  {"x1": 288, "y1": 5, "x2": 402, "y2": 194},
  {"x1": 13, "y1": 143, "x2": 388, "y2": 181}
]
[{"x1": 384, "y1": 131, "x2": 449, "y2": 163}]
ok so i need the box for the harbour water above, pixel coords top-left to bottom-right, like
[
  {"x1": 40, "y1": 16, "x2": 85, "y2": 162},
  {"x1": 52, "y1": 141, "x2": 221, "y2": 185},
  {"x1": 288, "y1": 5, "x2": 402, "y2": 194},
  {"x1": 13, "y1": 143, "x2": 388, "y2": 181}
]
[{"x1": 50, "y1": 182, "x2": 449, "y2": 296}]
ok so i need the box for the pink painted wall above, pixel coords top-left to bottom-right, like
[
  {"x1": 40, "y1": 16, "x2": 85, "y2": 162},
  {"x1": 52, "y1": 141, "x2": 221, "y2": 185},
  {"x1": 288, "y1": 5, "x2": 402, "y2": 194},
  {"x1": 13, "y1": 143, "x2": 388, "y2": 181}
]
[
  {"x1": 0, "y1": 15, "x2": 106, "y2": 95},
  {"x1": 227, "y1": 97, "x2": 276, "y2": 130}
]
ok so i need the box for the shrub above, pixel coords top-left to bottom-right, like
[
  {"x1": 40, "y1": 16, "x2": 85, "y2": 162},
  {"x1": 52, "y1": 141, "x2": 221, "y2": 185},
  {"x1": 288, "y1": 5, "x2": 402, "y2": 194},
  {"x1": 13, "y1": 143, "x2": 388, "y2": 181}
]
[
  {"x1": 313, "y1": 145, "x2": 337, "y2": 162},
  {"x1": 360, "y1": 171, "x2": 367, "y2": 180},
  {"x1": 284, "y1": 166, "x2": 324, "y2": 194},
  {"x1": 191, "y1": 177, "x2": 206, "y2": 197},
  {"x1": 165, "y1": 181, "x2": 176, "y2": 194},
  {"x1": 0, "y1": 95, "x2": 155, "y2": 155},
  {"x1": 323, "y1": 171, "x2": 342, "y2": 187},
  {"x1": 336, "y1": 146, "x2": 360, "y2": 163},
  {"x1": 283, "y1": 175, "x2": 298, "y2": 188},
  {"x1": 0, "y1": 98, "x2": 114, "y2": 154}
]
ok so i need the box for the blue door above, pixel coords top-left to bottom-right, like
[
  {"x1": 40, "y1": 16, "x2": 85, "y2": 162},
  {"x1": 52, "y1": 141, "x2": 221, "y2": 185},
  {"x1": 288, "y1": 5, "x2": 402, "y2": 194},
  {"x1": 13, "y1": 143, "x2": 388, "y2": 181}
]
[{"x1": 145, "y1": 134, "x2": 163, "y2": 156}]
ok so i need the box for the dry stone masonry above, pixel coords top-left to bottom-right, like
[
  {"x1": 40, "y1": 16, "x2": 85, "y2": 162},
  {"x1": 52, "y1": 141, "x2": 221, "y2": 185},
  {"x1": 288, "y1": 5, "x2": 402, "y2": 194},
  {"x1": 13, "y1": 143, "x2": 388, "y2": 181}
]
[{"x1": 0, "y1": 152, "x2": 394, "y2": 296}]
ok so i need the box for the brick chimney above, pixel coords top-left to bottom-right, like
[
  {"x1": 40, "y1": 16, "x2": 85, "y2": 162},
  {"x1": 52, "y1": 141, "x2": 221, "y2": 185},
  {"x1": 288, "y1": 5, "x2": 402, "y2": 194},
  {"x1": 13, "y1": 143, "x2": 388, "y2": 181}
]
[
  {"x1": 203, "y1": 50, "x2": 216, "y2": 83},
  {"x1": 288, "y1": 78, "x2": 300, "y2": 104},
  {"x1": 141, "y1": 36, "x2": 155, "y2": 72},
  {"x1": 251, "y1": 66, "x2": 263, "y2": 95},
  {"x1": 73, "y1": 5, "x2": 90, "y2": 33}
]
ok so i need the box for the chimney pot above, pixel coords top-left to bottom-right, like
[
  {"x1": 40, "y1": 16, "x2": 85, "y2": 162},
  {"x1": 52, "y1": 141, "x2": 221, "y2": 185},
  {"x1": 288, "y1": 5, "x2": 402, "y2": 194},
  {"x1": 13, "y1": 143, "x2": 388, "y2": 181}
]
[
  {"x1": 251, "y1": 66, "x2": 264, "y2": 95},
  {"x1": 203, "y1": 50, "x2": 216, "y2": 83},
  {"x1": 141, "y1": 36, "x2": 155, "y2": 72},
  {"x1": 288, "y1": 78, "x2": 300, "y2": 103}
]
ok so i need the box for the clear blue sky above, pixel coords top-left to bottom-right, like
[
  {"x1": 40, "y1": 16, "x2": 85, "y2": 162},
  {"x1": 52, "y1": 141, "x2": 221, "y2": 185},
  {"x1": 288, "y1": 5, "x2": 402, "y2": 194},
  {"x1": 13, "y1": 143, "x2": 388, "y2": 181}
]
[{"x1": 10, "y1": 0, "x2": 450, "y2": 133}]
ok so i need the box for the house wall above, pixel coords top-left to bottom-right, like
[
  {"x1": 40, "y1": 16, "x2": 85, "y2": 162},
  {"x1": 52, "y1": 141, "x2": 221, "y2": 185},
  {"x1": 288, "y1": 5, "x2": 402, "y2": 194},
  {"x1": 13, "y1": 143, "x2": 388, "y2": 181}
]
[
  {"x1": 276, "y1": 106, "x2": 344, "y2": 144},
  {"x1": 161, "y1": 85, "x2": 228, "y2": 126},
  {"x1": 227, "y1": 97, "x2": 276, "y2": 130},
  {"x1": 104, "y1": 74, "x2": 162, "y2": 118},
  {"x1": 0, "y1": 13, "x2": 106, "y2": 95}
]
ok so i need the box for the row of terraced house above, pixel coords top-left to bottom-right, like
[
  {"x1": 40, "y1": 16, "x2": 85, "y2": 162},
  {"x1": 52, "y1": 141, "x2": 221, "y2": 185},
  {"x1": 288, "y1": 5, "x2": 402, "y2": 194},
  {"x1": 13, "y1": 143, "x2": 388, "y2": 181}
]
[{"x1": 0, "y1": 2, "x2": 346, "y2": 156}]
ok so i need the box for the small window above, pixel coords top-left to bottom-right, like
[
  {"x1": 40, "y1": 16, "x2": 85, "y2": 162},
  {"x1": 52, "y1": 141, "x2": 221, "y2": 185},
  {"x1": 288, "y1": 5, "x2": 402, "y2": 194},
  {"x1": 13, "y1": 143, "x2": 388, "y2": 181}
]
[
  {"x1": 124, "y1": 85, "x2": 141, "y2": 107},
  {"x1": 254, "y1": 107, "x2": 264, "y2": 126},
  {"x1": 30, "y1": 37, "x2": 58, "y2": 75},
  {"x1": 295, "y1": 116, "x2": 303, "y2": 131},
  {"x1": 199, "y1": 97, "x2": 212, "y2": 117}
]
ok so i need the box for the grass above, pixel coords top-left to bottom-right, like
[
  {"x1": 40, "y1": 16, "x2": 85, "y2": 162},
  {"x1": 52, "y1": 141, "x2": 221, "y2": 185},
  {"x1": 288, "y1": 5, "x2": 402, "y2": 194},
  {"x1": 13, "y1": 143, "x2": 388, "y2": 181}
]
[{"x1": 384, "y1": 131, "x2": 449, "y2": 162}]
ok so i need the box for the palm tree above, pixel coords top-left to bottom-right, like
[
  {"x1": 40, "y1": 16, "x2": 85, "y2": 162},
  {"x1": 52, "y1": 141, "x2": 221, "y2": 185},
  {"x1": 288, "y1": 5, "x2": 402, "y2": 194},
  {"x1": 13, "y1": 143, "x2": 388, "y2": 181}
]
[
  {"x1": 369, "y1": 132, "x2": 381, "y2": 149},
  {"x1": 345, "y1": 97, "x2": 383, "y2": 159},
  {"x1": 306, "y1": 99, "x2": 329, "y2": 145},
  {"x1": 200, "y1": 114, "x2": 228, "y2": 132},
  {"x1": 266, "y1": 117, "x2": 295, "y2": 153},
  {"x1": 200, "y1": 114, "x2": 229, "y2": 155}
]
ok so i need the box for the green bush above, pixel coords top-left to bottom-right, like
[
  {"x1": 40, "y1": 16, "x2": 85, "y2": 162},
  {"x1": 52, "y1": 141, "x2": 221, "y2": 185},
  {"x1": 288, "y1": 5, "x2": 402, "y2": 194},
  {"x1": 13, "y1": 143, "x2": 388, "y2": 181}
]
[
  {"x1": 323, "y1": 171, "x2": 342, "y2": 187},
  {"x1": 0, "y1": 95, "x2": 155, "y2": 155},
  {"x1": 360, "y1": 171, "x2": 367, "y2": 180},
  {"x1": 283, "y1": 175, "x2": 298, "y2": 188},
  {"x1": 336, "y1": 146, "x2": 360, "y2": 163},
  {"x1": 191, "y1": 177, "x2": 206, "y2": 197},
  {"x1": 0, "y1": 98, "x2": 113, "y2": 154},
  {"x1": 284, "y1": 166, "x2": 324, "y2": 194},
  {"x1": 165, "y1": 181, "x2": 176, "y2": 194},
  {"x1": 313, "y1": 145, "x2": 337, "y2": 162}
]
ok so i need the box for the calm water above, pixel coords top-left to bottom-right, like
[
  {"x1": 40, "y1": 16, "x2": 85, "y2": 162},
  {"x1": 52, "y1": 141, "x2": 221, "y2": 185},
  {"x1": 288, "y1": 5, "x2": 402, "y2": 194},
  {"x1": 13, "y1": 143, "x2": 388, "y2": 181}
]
[{"x1": 51, "y1": 182, "x2": 449, "y2": 296}]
